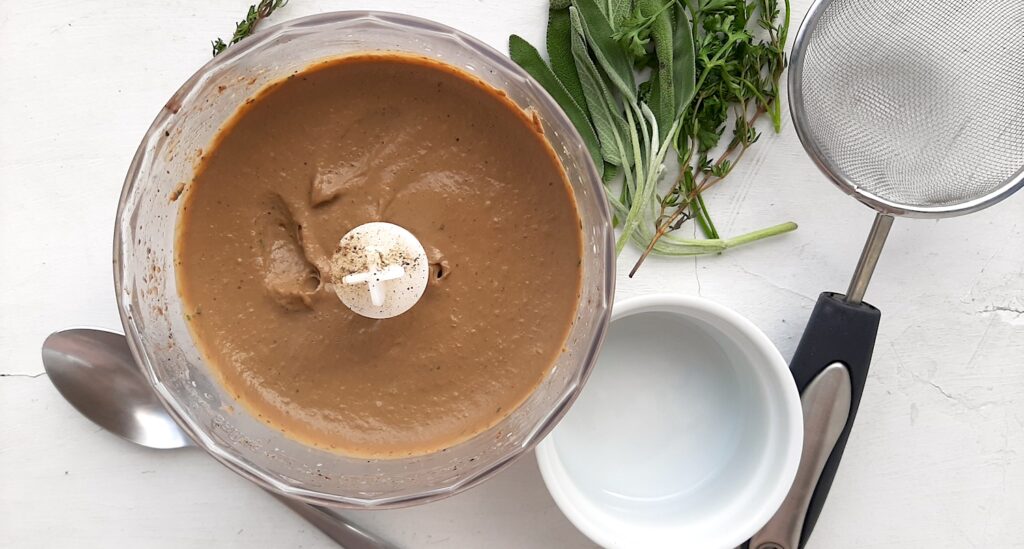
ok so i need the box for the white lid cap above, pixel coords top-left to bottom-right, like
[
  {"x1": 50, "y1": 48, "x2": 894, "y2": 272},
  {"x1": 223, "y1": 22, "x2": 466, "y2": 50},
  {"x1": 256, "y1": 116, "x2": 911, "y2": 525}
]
[{"x1": 329, "y1": 222, "x2": 429, "y2": 319}]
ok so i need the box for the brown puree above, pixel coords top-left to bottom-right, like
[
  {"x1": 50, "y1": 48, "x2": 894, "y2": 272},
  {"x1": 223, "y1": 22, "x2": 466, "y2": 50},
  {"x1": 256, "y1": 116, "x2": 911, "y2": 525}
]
[{"x1": 175, "y1": 54, "x2": 583, "y2": 458}]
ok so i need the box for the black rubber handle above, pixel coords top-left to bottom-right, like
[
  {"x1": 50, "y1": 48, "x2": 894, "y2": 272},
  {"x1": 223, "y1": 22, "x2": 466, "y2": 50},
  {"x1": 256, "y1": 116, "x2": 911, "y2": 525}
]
[{"x1": 791, "y1": 292, "x2": 881, "y2": 548}]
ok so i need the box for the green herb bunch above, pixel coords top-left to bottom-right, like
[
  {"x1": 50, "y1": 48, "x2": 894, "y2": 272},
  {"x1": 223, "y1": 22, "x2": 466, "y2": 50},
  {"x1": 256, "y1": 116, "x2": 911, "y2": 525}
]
[{"x1": 510, "y1": 0, "x2": 796, "y2": 275}]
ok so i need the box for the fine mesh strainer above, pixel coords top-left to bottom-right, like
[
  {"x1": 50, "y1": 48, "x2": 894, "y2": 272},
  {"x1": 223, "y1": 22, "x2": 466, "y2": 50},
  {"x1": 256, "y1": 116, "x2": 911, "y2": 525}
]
[{"x1": 750, "y1": 1, "x2": 1024, "y2": 548}]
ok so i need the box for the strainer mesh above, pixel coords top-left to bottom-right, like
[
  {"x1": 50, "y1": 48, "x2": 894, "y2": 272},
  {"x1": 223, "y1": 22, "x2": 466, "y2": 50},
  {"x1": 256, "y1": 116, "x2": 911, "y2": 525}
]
[{"x1": 795, "y1": 0, "x2": 1024, "y2": 209}]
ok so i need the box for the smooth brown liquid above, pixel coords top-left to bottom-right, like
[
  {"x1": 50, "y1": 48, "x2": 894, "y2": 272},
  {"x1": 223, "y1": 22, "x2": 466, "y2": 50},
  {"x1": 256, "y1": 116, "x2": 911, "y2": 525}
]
[{"x1": 176, "y1": 54, "x2": 583, "y2": 458}]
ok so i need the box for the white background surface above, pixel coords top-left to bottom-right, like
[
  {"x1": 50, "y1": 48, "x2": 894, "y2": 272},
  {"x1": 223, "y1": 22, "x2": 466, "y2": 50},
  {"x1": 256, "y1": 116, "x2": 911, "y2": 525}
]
[{"x1": 1, "y1": 1, "x2": 1022, "y2": 547}]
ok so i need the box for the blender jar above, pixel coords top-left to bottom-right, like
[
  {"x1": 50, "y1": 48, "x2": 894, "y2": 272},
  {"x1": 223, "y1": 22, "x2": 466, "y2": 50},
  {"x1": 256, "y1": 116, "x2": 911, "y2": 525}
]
[{"x1": 113, "y1": 11, "x2": 614, "y2": 508}]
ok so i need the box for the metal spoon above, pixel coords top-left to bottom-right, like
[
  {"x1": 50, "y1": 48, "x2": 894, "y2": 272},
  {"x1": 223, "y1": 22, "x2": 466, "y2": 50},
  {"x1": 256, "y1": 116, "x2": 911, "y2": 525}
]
[{"x1": 42, "y1": 328, "x2": 396, "y2": 549}]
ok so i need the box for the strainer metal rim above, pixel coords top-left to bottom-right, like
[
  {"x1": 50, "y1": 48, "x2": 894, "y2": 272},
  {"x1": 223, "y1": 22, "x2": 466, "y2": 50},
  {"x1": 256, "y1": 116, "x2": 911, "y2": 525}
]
[{"x1": 788, "y1": 0, "x2": 1024, "y2": 219}]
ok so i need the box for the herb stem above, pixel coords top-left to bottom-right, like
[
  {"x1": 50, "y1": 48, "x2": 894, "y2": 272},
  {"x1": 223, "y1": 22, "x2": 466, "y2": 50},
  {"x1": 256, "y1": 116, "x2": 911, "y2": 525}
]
[
  {"x1": 694, "y1": 191, "x2": 718, "y2": 237},
  {"x1": 722, "y1": 221, "x2": 797, "y2": 248}
]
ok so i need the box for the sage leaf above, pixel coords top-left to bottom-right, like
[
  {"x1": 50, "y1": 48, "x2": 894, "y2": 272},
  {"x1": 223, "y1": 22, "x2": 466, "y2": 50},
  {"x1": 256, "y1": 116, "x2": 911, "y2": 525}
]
[
  {"x1": 608, "y1": 0, "x2": 633, "y2": 29},
  {"x1": 670, "y1": 4, "x2": 696, "y2": 117},
  {"x1": 640, "y1": 0, "x2": 675, "y2": 140},
  {"x1": 571, "y1": 0, "x2": 637, "y2": 102},
  {"x1": 509, "y1": 34, "x2": 604, "y2": 176},
  {"x1": 603, "y1": 162, "x2": 620, "y2": 183},
  {"x1": 569, "y1": 6, "x2": 630, "y2": 167},
  {"x1": 547, "y1": 5, "x2": 588, "y2": 113}
]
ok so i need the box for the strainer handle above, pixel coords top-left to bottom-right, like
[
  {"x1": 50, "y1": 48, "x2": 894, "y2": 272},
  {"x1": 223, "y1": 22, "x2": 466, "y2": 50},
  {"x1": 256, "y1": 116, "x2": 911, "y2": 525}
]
[{"x1": 751, "y1": 292, "x2": 881, "y2": 549}]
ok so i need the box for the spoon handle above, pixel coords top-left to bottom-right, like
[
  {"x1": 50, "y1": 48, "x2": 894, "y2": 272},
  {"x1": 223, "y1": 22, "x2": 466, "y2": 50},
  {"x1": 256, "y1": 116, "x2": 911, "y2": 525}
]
[
  {"x1": 748, "y1": 363, "x2": 852, "y2": 549},
  {"x1": 269, "y1": 491, "x2": 399, "y2": 549}
]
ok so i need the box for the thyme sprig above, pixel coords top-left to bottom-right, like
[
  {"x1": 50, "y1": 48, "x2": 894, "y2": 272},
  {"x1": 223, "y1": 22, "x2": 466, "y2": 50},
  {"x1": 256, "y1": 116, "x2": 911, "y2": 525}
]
[{"x1": 211, "y1": 0, "x2": 288, "y2": 57}]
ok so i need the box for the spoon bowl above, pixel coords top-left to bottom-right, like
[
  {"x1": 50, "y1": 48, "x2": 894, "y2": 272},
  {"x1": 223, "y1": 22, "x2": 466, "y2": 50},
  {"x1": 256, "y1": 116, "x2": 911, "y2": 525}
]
[{"x1": 42, "y1": 329, "x2": 192, "y2": 450}]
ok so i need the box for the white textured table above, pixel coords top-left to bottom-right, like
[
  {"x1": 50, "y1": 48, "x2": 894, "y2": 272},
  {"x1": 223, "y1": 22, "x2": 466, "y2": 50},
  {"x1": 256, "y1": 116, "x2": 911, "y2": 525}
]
[{"x1": 2, "y1": 1, "x2": 1022, "y2": 547}]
